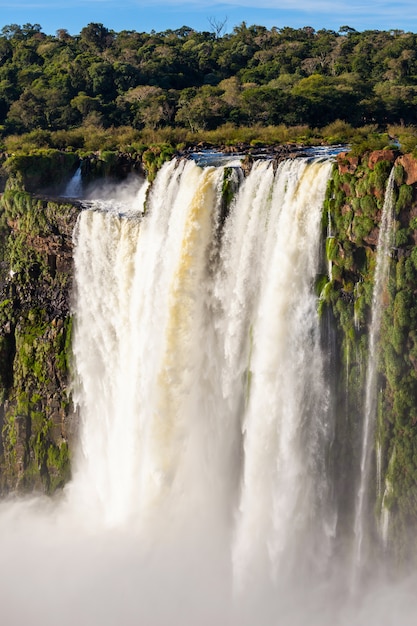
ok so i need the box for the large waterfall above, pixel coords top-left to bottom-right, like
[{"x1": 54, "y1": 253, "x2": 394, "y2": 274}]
[
  {"x1": 70, "y1": 156, "x2": 335, "y2": 581},
  {"x1": 1, "y1": 156, "x2": 417, "y2": 626}
]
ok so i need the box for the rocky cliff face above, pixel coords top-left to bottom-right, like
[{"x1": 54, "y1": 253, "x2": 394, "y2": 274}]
[
  {"x1": 0, "y1": 187, "x2": 79, "y2": 494},
  {"x1": 0, "y1": 148, "x2": 155, "y2": 494},
  {"x1": 2, "y1": 147, "x2": 417, "y2": 566},
  {"x1": 322, "y1": 149, "x2": 417, "y2": 564}
]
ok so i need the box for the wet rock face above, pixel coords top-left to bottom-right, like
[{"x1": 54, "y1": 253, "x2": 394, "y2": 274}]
[
  {"x1": 367, "y1": 149, "x2": 397, "y2": 170},
  {"x1": 338, "y1": 149, "x2": 397, "y2": 175},
  {"x1": 324, "y1": 149, "x2": 417, "y2": 564},
  {"x1": 337, "y1": 152, "x2": 359, "y2": 174},
  {"x1": 0, "y1": 194, "x2": 80, "y2": 495},
  {"x1": 397, "y1": 153, "x2": 417, "y2": 185},
  {"x1": 363, "y1": 226, "x2": 380, "y2": 247}
]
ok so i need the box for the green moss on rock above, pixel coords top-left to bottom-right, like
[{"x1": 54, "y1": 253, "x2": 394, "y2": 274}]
[
  {"x1": 329, "y1": 149, "x2": 417, "y2": 565},
  {"x1": 0, "y1": 186, "x2": 78, "y2": 495}
]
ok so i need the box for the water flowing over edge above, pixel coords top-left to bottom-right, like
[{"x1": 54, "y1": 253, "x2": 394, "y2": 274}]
[
  {"x1": 2, "y1": 157, "x2": 417, "y2": 626},
  {"x1": 68, "y1": 157, "x2": 335, "y2": 579}
]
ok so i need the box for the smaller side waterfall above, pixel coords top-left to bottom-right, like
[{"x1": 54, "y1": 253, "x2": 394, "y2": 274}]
[
  {"x1": 353, "y1": 168, "x2": 396, "y2": 576},
  {"x1": 379, "y1": 445, "x2": 396, "y2": 549},
  {"x1": 63, "y1": 166, "x2": 83, "y2": 198}
]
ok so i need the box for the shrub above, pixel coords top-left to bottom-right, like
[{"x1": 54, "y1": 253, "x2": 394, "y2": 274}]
[{"x1": 395, "y1": 184, "x2": 414, "y2": 214}]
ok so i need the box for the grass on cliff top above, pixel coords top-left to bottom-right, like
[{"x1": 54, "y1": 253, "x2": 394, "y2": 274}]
[
  {"x1": 2, "y1": 122, "x2": 417, "y2": 165},
  {"x1": 1, "y1": 120, "x2": 413, "y2": 155}
]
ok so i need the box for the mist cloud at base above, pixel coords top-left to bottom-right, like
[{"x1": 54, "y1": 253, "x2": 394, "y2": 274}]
[
  {"x1": 7, "y1": 160, "x2": 417, "y2": 625},
  {"x1": 1, "y1": 495, "x2": 417, "y2": 626}
]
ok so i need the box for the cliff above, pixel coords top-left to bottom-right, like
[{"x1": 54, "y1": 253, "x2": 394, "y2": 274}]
[
  {"x1": 0, "y1": 183, "x2": 79, "y2": 493},
  {"x1": 322, "y1": 149, "x2": 417, "y2": 564},
  {"x1": 2, "y1": 147, "x2": 417, "y2": 565},
  {"x1": 0, "y1": 147, "x2": 165, "y2": 493}
]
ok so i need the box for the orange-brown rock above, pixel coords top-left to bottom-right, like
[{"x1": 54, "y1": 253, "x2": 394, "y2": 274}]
[
  {"x1": 367, "y1": 150, "x2": 396, "y2": 170},
  {"x1": 337, "y1": 152, "x2": 359, "y2": 174},
  {"x1": 373, "y1": 186, "x2": 385, "y2": 200},
  {"x1": 363, "y1": 227, "x2": 380, "y2": 247},
  {"x1": 396, "y1": 153, "x2": 417, "y2": 185},
  {"x1": 341, "y1": 203, "x2": 353, "y2": 215}
]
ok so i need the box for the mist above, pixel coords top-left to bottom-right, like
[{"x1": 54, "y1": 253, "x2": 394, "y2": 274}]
[
  {"x1": 84, "y1": 174, "x2": 149, "y2": 215},
  {"x1": 1, "y1": 494, "x2": 417, "y2": 626},
  {"x1": 63, "y1": 168, "x2": 149, "y2": 215}
]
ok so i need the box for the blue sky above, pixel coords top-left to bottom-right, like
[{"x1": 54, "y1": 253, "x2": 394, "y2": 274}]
[{"x1": 0, "y1": 0, "x2": 415, "y2": 37}]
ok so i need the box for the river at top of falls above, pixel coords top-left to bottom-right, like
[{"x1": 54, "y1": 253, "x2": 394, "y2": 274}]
[{"x1": 1, "y1": 156, "x2": 417, "y2": 626}]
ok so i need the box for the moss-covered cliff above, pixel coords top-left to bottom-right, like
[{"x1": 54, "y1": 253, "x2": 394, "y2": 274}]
[
  {"x1": 321, "y1": 149, "x2": 417, "y2": 564},
  {"x1": 2, "y1": 146, "x2": 417, "y2": 567},
  {"x1": 0, "y1": 146, "x2": 177, "y2": 495},
  {"x1": 0, "y1": 177, "x2": 79, "y2": 494}
]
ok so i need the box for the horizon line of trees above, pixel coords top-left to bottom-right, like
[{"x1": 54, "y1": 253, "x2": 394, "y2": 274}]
[{"x1": 1, "y1": 21, "x2": 417, "y2": 144}]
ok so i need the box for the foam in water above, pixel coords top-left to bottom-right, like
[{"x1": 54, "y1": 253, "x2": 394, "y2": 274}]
[{"x1": 1, "y1": 158, "x2": 417, "y2": 626}]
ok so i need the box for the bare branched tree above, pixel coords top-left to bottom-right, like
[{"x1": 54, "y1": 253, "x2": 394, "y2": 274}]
[{"x1": 208, "y1": 16, "x2": 228, "y2": 38}]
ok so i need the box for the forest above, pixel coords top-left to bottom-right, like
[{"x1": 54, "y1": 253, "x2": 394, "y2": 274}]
[{"x1": 1, "y1": 22, "x2": 417, "y2": 153}]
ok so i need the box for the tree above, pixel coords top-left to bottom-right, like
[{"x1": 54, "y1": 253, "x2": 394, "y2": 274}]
[
  {"x1": 6, "y1": 89, "x2": 47, "y2": 130},
  {"x1": 339, "y1": 26, "x2": 357, "y2": 35},
  {"x1": 88, "y1": 62, "x2": 116, "y2": 99},
  {"x1": 291, "y1": 74, "x2": 358, "y2": 125},
  {"x1": 0, "y1": 37, "x2": 12, "y2": 63},
  {"x1": 175, "y1": 85, "x2": 229, "y2": 131},
  {"x1": 21, "y1": 23, "x2": 43, "y2": 38},
  {"x1": 120, "y1": 85, "x2": 175, "y2": 129},
  {"x1": 1, "y1": 24, "x2": 23, "y2": 40},
  {"x1": 79, "y1": 23, "x2": 114, "y2": 52},
  {"x1": 208, "y1": 16, "x2": 228, "y2": 39},
  {"x1": 374, "y1": 82, "x2": 417, "y2": 124},
  {"x1": 239, "y1": 85, "x2": 301, "y2": 125},
  {"x1": 56, "y1": 29, "x2": 72, "y2": 42},
  {"x1": 70, "y1": 92, "x2": 102, "y2": 120}
]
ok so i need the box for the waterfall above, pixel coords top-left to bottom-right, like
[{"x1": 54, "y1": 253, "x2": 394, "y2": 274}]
[
  {"x1": 63, "y1": 166, "x2": 83, "y2": 198},
  {"x1": 353, "y1": 168, "x2": 395, "y2": 575},
  {"x1": 379, "y1": 446, "x2": 395, "y2": 549},
  {"x1": 69, "y1": 156, "x2": 335, "y2": 573},
  {"x1": 4, "y1": 155, "x2": 417, "y2": 626},
  {"x1": 230, "y1": 158, "x2": 335, "y2": 590}
]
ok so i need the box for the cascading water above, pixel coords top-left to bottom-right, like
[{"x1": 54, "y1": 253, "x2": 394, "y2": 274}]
[
  {"x1": 63, "y1": 165, "x2": 83, "y2": 197},
  {"x1": 70, "y1": 157, "x2": 334, "y2": 557},
  {"x1": 353, "y1": 168, "x2": 396, "y2": 576},
  {"x1": 379, "y1": 446, "x2": 396, "y2": 548},
  {"x1": 3, "y1": 155, "x2": 416, "y2": 626},
  {"x1": 229, "y1": 159, "x2": 336, "y2": 591},
  {"x1": 70, "y1": 159, "x2": 238, "y2": 534},
  {"x1": 67, "y1": 156, "x2": 336, "y2": 586}
]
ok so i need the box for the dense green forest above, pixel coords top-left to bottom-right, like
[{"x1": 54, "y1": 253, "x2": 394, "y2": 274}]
[{"x1": 1, "y1": 22, "x2": 417, "y2": 153}]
